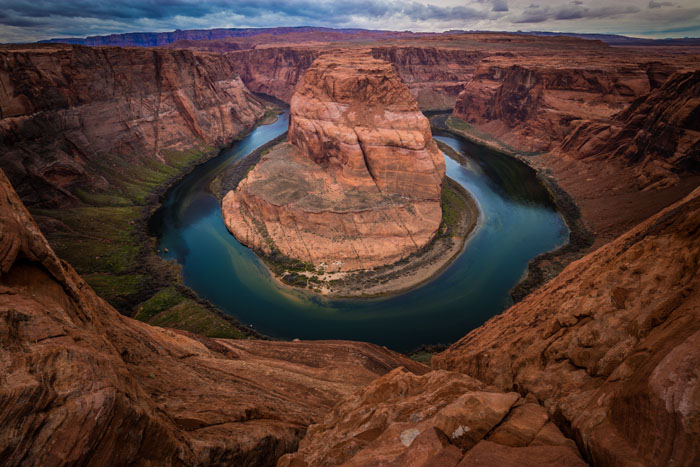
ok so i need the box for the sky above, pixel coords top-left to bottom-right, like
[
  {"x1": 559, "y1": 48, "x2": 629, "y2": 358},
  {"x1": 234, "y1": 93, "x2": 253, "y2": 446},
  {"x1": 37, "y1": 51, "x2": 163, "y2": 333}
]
[{"x1": 0, "y1": 0, "x2": 698, "y2": 43}]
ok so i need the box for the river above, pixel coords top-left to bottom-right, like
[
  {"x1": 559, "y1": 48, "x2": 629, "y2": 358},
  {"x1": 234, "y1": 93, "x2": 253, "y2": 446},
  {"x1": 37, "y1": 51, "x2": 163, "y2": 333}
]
[{"x1": 149, "y1": 112, "x2": 568, "y2": 352}]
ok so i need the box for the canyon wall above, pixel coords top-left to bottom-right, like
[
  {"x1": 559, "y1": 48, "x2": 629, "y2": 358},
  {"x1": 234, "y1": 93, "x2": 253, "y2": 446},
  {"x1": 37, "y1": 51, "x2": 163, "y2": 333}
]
[
  {"x1": 370, "y1": 46, "x2": 481, "y2": 110},
  {"x1": 226, "y1": 45, "x2": 478, "y2": 109},
  {"x1": 558, "y1": 70, "x2": 700, "y2": 189},
  {"x1": 222, "y1": 51, "x2": 445, "y2": 272},
  {"x1": 0, "y1": 168, "x2": 426, "y2": 465},
  {"x1": 433, "y1": 186, "x2": 700, "y2": 466},
  {"x1": 0, "y1": 44, "x2": 266, "y2": 207},
  {"x1": 452, "y1": 59, "x2": 671, "y2": 152},
  {"x1": 228, "y1": 47, "x2": 320, "y2": 102}
]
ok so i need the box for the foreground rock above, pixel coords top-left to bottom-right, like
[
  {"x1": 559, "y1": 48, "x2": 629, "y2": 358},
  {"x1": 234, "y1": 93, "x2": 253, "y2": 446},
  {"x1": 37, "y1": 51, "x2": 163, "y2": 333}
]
[
  {"x1": 278, "y1": 368, "x2": 585, "y2": 466},
  {"x1": 433, "y1": 186, "x2": 700, "y2": 466},
  {"x1": 0, "y1": 169, "x2": 427, "y2": 465},
  {"x1": 223, "y1": 52, "x2": 445, "y2": 272}
]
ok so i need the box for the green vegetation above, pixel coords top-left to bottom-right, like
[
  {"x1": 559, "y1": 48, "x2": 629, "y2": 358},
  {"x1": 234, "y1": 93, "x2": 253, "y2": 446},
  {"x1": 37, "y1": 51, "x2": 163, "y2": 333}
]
[
  {"x1": 440, "y1": 181, "x2": 468, "y2": 237},
  {"x1": 147, "y1": 299, "x2": 246, "y2": 339},
  {"x1": 409, "y1": 351, "x2": 433, "y2": 364},
  {"x1": 30, "y1": 146, "x2": 212, "y2": 312},
  {"x1": 133, "y1": 287, "x2": 184, "y2": 321}
]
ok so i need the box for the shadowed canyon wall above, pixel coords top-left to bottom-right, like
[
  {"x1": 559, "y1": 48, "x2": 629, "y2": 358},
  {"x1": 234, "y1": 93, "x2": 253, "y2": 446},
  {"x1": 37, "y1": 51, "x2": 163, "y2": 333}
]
[{"x1": 0, "y1": 44, "x2": 266, "y2": 207}]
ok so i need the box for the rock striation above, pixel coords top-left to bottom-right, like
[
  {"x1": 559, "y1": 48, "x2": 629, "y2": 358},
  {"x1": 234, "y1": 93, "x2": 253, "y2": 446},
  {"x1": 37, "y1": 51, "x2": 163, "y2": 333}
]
[
  {"x1": 558, "y1": 70, "x2": 700, "y2": 189},
  {"x1": 222, "y1": 52, "x2": 445, "y2": 272},
  {"x1": 0, "y1": 168, "x2": 427, "y2": 465},
  {"x1": 433, "y1": 186, "x2": 700, "y2": 466},
  {"x1": 0, "y1": 44, "x2": 266, "y2": 207}
]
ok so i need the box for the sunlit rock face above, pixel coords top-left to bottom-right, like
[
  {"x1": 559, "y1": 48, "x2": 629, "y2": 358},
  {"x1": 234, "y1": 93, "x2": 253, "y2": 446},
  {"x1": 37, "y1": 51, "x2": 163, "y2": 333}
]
[{"x1": 223, "y1": 51, "x2": 445, "y2": 272}]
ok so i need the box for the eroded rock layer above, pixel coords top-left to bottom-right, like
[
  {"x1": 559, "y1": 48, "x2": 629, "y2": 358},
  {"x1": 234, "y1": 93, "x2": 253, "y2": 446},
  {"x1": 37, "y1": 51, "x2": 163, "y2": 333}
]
[
  {"x1": 278, "y1": 368, "x2": 585, "y2": 467},
  {"x1": 0, "y1": 169, "x2": 427, "y2": 465},
  {"x1": 223, "y1": 52, "x2": 445, "y2": 272},
  {"x1": 433, "y1": 186, "x2": 700, "y2": 466},
  {"x1": 0, "y1": 44, "x2": 266, "y2": 207},
  {"x1": 558, "y1": 70, "x2": 700, "y2": 189}
]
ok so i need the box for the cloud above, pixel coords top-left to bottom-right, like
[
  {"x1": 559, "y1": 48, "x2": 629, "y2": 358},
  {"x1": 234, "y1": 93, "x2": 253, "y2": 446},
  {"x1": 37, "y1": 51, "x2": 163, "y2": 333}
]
[
  {"x1": 492, "y1": 0, "x2": 509, "y2": 12},
  {"x1": 514, "y1": 4, "x2": 640, "y2": 23},
  {"x1": 0, "y1": 0, "x2": 698, "y2": 43},
  {"x1": 648, "y1": 1, "x2": 674, "y2": 8}
]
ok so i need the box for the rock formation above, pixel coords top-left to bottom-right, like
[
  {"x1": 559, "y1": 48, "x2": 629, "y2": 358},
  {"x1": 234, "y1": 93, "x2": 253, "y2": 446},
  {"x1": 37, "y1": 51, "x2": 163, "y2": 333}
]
[
  {"x1": 0, "y1": 44, "x2": 266, "y2": 207},
  {"x1": 433, "y1": 186, "x2": 700, "y2": 466},
  {"x1": 0, "y1": 168, "x2": 427, "y2": 465},
  {"x1": 278, "y1": 368, "x2": 585, "y2": 467},
  {"x1": 222, "y1": 52, "x2": 445, "y2": 272},
  {"x1": 558, "y1": 70, "x2": 700, "y2": 189}
]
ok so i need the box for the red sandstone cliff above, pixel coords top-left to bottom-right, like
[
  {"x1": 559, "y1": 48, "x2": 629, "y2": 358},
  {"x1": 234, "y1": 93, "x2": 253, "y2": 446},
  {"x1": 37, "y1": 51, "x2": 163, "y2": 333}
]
[
  {"x1": 0, "y1": 44, "x2": 266, "y2": 207},
  {"x1": 0, "y1": 168, "x2": 426, "y2": 465},
  {"x1": 222, "y1": 51, "x2": 445, "y2": 272},
  {"x1": 433, "y1": 186, "x2": 700, "y2": 466}
]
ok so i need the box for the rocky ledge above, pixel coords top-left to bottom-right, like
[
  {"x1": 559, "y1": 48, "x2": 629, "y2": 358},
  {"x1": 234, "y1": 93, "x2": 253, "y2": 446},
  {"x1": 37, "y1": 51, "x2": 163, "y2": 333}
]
[{"x1": 222, "y1": 51, "x2": 446, "y2": 273}]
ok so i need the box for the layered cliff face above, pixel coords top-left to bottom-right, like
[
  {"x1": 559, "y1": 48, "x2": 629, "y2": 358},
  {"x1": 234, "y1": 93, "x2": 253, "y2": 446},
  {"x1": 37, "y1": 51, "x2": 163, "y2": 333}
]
[
  {"x1": 452, "y1": 59, "x2": 662, "y2": 152},
  {"x1": 558, "y1": 70, "x2": 700, "y2": 189},
  {"x1": 0, "y1": 169, "x2": 426, "y2": 465},
  {"x1": 222, "y1": 52, "x2": 445, "y2": 272},
  {"x1": 370, "y1": 46, "x2": 481, "y2": 110},
  {"x1": 228, "y1": 47, "x2": 320, "y2": 102},
  {"x1": 0, "y1": 44, "x2": 266, "y2": 207},
  {"x1": 433, "y1": 186, "x2": 700, "y2": 466}
]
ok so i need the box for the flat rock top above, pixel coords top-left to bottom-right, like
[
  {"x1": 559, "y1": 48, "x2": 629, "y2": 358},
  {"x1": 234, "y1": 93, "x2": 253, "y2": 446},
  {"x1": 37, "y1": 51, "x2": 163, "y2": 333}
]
[
  {"x1": 294, "y1": 50, "x2": 417, "y2": 110},
  {"x1": 243, "y1": 142, "x2": 405, "y2": 212}
]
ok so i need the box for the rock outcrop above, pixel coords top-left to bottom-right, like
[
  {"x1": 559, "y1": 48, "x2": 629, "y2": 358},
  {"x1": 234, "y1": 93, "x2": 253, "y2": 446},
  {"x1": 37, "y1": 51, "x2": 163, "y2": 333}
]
[
  {"x1": 0, "y1": 44, "x2": 266, "y2": 207},
  {"x1": 222, "y1": 52, "x2": 445, "y2": 272},
  {"x1": 278, "y1": 368, "x2": 585, "y2": 467},
  {"x1": 0, "y1": 168, "x2": 427, "y2": 465},
  {"x1": 433, "y1": 186, "x2": 700, "y2": 466}
]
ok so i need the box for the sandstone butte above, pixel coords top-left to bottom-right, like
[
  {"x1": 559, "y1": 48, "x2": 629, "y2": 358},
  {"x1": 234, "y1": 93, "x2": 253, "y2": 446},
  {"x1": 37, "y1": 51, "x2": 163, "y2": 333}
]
[{"x1": 222, "y1": 51, "x2": 446, "y2": 272}]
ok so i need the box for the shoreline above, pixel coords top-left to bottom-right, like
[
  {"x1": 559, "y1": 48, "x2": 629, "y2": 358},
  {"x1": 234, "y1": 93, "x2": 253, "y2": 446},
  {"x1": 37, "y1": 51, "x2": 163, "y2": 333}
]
[{"x1": 430, "y1": 114, "x2": 595, "y2": 302}]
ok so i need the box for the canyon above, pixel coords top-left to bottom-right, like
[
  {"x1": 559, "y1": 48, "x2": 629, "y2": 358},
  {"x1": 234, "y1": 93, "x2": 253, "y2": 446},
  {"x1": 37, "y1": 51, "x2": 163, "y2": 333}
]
[{"x1": 0, "y1": 28, "x2": 699, "y2": 466}]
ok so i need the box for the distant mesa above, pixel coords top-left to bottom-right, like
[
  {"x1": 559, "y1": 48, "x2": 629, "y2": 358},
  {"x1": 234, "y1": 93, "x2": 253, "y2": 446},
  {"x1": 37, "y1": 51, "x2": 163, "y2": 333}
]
[{"x1": 222, "y1": 51, "x2": 446, "y2": 272}]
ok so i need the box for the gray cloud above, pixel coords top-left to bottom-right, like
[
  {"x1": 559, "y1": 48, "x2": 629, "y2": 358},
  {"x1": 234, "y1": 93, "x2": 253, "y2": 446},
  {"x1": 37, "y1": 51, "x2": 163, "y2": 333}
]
[
  {"x1": 0, "y1": 0, "x2": 698, "y2": 43},
  {"x1": 515, "y1": 4, "x2": 640, "y2": 23},
  {"x1": 492, "y1": 0, "x2": 509, "y2": 12},
  {"x1": 649, "y1": 1, "x2": 675, "y2": 8}
]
